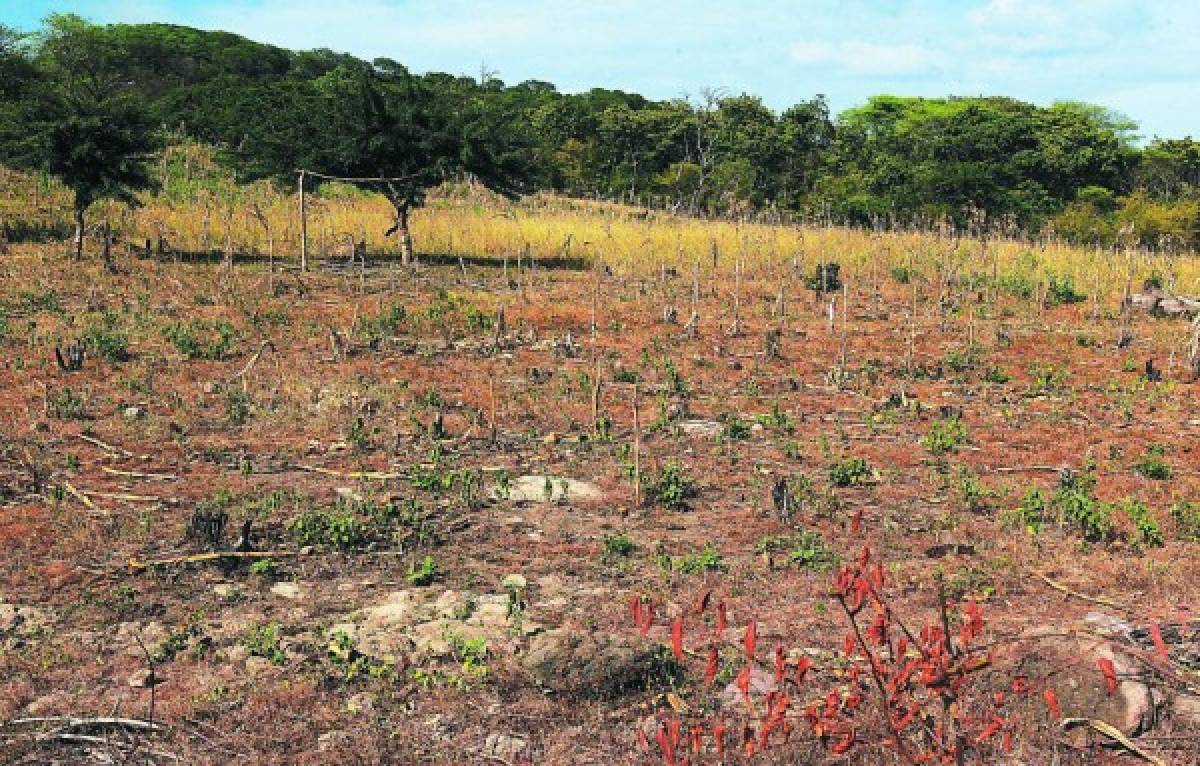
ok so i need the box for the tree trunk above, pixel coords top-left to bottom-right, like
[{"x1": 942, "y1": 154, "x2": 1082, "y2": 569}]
[
  {"x1": 72, "y1": 201, "x2": 85, "y2": 261},
  {"x1": 397, "y1": 203, "x2": 414, "y2": 265}
]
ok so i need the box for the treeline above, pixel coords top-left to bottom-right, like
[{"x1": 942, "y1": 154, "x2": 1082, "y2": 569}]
[{"x1": 2, "y1": 15, "x2": 1199, "y2": 252}]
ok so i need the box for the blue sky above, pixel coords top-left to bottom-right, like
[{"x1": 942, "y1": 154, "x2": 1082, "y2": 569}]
[{"x1": 4, "y1": 0, "x2": 1198, "y2": 139}]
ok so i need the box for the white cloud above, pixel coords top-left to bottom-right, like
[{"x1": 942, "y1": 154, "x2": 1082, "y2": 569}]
[
  {"x1": 967, "y1": 0, "x2": 1066, "y2": 28},
  {"x1": 790, "y1": 40, "x2": 945, "y2": 76}
]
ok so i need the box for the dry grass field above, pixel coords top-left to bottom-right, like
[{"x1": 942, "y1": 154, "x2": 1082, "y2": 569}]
[{"x1": 1, "y1": 172, "x2": 1199, "y2": 764}]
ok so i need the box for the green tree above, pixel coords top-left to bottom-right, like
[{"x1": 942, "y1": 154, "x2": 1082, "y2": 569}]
[{"x1": 16, "y1": 16, "x2": 158, "y2": 260}]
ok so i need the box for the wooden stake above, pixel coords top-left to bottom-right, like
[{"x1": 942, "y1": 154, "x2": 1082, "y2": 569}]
[
  {"x1": 299, "y1": 171, "x2": 308, "y2": 272},
  {"x1": 632, "y1": 385, "x2": 641, "y2": 509}
]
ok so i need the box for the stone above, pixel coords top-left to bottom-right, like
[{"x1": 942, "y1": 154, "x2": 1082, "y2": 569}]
[
  {"x1": 502, "y1": 475, "x2": 603, "y2": 504},
  {"x1": 123, "y1": 406, "x2": 144, "y2": 420},
  {"x1": 678, "y1": 419, "x2": 722, "y2": 439},
  {"x1": 0, "y1": 603, "x2": 51, "y2": 637},
  {"x1": 213, "y1": 584, "x2": 239, "y2": 600},
  {"x1": 128, "y1": 668, "x2": 160, "y2": 688},
  {"x1": 345, "y1": 691, "x2": 376, "y2": 715},
  {"x1": 501, "y1": 574, "x2": 527, "y2": 591},
  {"x1": 483, "y1": 732, "x2": 528, "y2": 761},
  {"x1": 522, "y1": 628, "x2": 664, "y2": 695},
  {"x1": 270, "y1": 581, "x2": 309, "y2": 601}
]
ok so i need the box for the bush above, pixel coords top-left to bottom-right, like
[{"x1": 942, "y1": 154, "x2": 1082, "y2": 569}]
[
  {"x1": 1045, "y1": 274, "x2": 1087, "y2": 306},
  {"x1": 290, "y1": 508, "x2": 367, "y2": 549},
  {"x1": 1053, "y1": 462, "x2": 1113, "y2": 542},
  {"x1": 645, "y1": 460, "x2": 697, "y2": 510},
  {"x1": 163, "y1": 319, "x2": 236, "y2": 360},
  {"x1": 1133, "y1": 446, "x2": 1172, "y2": 481},
  {"x1": 244, "y1": 622, "x2": 286, "y2": 664},
  {"x1": 83, "y1": 310, "x2": 129, "y2": 362},
  {"x1": 923, "y1": 417, "x2": 968, "y2": 456},
  {"x1": 828, "y1": 456, "x2": 871, "y2": 487},
  {"x1": 1122, "y1": 499, "x2": 1164, "y2": 550}
]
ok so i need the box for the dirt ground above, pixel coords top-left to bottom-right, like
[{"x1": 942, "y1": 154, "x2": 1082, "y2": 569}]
[{"x1": 0, "y1": 246, "x2": 1197, "y2": 764}]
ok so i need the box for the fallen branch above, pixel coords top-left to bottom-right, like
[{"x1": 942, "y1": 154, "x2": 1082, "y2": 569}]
[
  {"x1": 2, "y1": 716, "x2": 163, "y2": 732},
  {"x1": 1060, "y1": 718, "x2": 1165, "y2": 766},
  {"x1": 78, "y1": 433, "x2": 134, "y2": 458},
  {"x1": 125, "y1": 550, "x2": 298, "y2": 573},
  {"x1": 100, "y1": 466, "x2": 178, "y2": 481},
  {"x1": 1036, "y1": 573, "x2": 1130, "y2": 612},
  {"x1": 293, "y1": 464, "x2": 404, "y2": 480},
  {"x1": 226, "y1": 339, "x2": 275, "y2": 384}
]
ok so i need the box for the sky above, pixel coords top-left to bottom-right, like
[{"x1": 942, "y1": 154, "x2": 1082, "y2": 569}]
[{"x1": 4, "y1": 0, "x2": 1198, "y2": 140}]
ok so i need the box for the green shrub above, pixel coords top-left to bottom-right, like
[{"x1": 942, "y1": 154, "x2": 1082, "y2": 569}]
[
  {"x1": 756, "y1": 531, "x2": 838, "y2": 571},
  {"x1": 672, "y1": 544, "x2": 724, "y2": 574},
  {"x1": 225, "y1": 389, "x2": 252, "y2": 426},
  {"x1": 1133, "y1": 446, "x2": 1172, "y2": 481},
  {"x1": 406, "y1": 555, "x2": 439, "y2": 585},
  {"x1": 244, "y1": 622, "x2": 286, "y2": 664},
  {"x1": 601, "y1": 532, "x2": 635, "y2": 562},
  {"x1": 645, "y1": 460, "x2": 697, "y2": 510},
  {"x1": 1045, "y1": 274, "x2": 1087, "y2": 306},
  {"x1": 828, "y1": 456, "x2": 871, "y2": 487},
  {"x1": 163, "y1": 319, "x2": 236, "y2": 360},
  {"x1": 1053, "y1": 462, "x2": 1113, "y2": 542},
  {"x1": 1122, "y1": 499, "x2": 1164, "y2": 549},
  {"x1": 47, "y1": 387, "x2": 87, "y2": 420},
  {"x1": 924, "y1": 417, "x2": 969, "y2": 456},
  {"x1": 1170, "y1": 502, "x2": 1200, "y2": 541},
  {"x1": 84, "y1": 310, "x2": 129, "y2": 362},
  {"x1": 290, "y1": 508, "x2": 367, "y2": 549}
]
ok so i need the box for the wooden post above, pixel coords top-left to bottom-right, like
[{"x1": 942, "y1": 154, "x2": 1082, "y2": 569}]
[
  {"x1": 299, "y1": 170, "x2": 308, "y2": 273},
  {"x1": 632, "y1": 385, "x2": 641, "y2": 509}
]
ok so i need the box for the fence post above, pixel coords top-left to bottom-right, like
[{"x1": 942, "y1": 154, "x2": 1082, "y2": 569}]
[{"x1": 299, "y1": 170, "x2": 308, "y2": 272}]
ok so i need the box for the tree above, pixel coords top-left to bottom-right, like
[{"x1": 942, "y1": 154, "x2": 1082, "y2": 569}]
[
  {"x1": 15, "y1": 16, "x2": 158, "y2": 260},
  {"x1": 317, "y1": 63, "x2": 534, "y2": 263}
]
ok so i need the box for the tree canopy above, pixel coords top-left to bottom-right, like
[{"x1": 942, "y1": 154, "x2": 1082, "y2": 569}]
[{"x1": 2, "y1": 17, "x2": 1198, "y2": 252}]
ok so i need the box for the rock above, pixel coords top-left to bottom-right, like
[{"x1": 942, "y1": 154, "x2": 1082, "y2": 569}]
[
  {"x1": 0, "y1": 603, "x2": 51, "y2": 638},
  {"x1": 128, "y1": 668, "x2": 160, "y2": 688},
  {"x1": 345, "y1": 691, "x2": 376, "y2": 715},
  {"x1": 317, "y1": 730, "x2": 351, "y2": 752},
  {"x1": 213, "y1": 584, "x2": 239, "y2": 600},
  {"x1": 202, "y1": 382, "x2": 218, "y2": 395},
  {"x1": 335, "y1": 486, "x2": 365, "y2": 503},
  {"x1": 270, "y1": 581, "x2": 309, "y2": 601},
  {"x1": 543, "y1": 432, "x2": 560, "y2": 445},
  {"x1": 123, "y1": 406, "x2": 144, "y2": 420},
  {"x1": 750, "y1": 422, "x2": 765, "y2": 434},
  {"x1": 522, "y1": 628, "x2": 664, "y2": 695},
  {"x1": 501, "y1": 574, "x2": 527, "y2": 591},
  {"x1": 678, "y1": 419, "x2": 722, "y2": 439},
  {"x1": 719, "y1": 664, "x2": 778, "y2": 710},
  {"x1": 245, "y1": 656, "x2": 274, "y2": 676},
  {"x1": 483, "y1": 732, "x2": 528, "y2": 761},
  {"x1": 502, "y1": 475, "x2": 603, "y2": 504}
]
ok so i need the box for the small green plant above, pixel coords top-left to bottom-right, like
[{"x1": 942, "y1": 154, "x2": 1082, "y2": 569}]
[
  {"x1": 755, "y1": 531, "x2": 838, "y2": 571},
  {"x1": 672, "y1": 544, "x2": 724, "y2": 574},
  {"x1": 924, "y1": 417, "x2": 969, "y2": 456},
  {"x1": 1027, "y1": 363, "x2": 1068, "y2": 396},
  {"x1": 163, "y1": 319, "x2": 236, "y2": 361},
  {"x1": 1170, "y1": 501, "x2": 1200, "y2": 542},
  {"x1": 644, "y1": 460, "x2": 698, "y2": 510},
  {"x1": 244, "y1": 622, "x2": 286, "y2": 665},
  {"x1": 1015, "y1": 486, "x2": 1048, "y2": 534},
  {"x1": 47, "y1": 387, "x2": 87, "y2": 420},
  {"x1": 1053, "y1": 461, "x2": 1113, "y2": 543},
  {"x1": 355, "y1": 304, "x2": 406, "y2": 346},
  {"x1": 601, "y1": 532, "x2": 635, "y2": 562},
  {"x1": 406, "y1": 555, "x2": 439, "y2": 586},
  {"x1": 828, "y1": 456, "x2": 871, "y2": 488},
  {"x1": 83, "y1": 310, "x2": 129, "y2": 362},
  {"x1": 954, "y1": 466, "x2": 993, "y2": 513},
  {"x1": 1133, "y1": 445, "x2": 1172, "y2": 481},
  {"x1": 249, "y1": 558, "x2": 279, "y2": 579},
  {"x1": 1123, "y1": 499, "x2": 1164, "y2": 550},
  {"x1": 720, "y1": 414, "x2": 751, "y2": 440},
  {"x1": 982, "y1": 366, "x2": 1011, "y2": 384},
  {"x1": 290, "y1": 508, "x2": 366, "y2": 549},
  {"x1": 225, "y1": 389, "x2": 252, "y2": 426},
  {"x1": 1046, "y1": 274, "x2": 1087, "y2": 306}
]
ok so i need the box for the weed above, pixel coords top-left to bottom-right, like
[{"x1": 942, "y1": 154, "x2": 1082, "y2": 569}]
[
  {"x1": 249, "y1": 558, "x2": 279, "y2": 579},
  {"x1": 46, "y1": 387, "x2": 87, "y2": 420},
  {"x1": 1170, "y1": 502, "x2": 1200, "y2": 542},
  {"x1": 601, "y1": 532, "x2": 636, "y2": 562},
  {"x1": 670, "y1": 544, "x2": 724, "y2": 574},
  {"x1": 755, "y1": 531, "x2": 838, "y2": 571},
  {"x1": 225, "y1": 389, "x2": 252, "y2": 426},
  {"x1": 924, "y1": 417, "x2": 969, "y2": 456},
  {"x1": 644, "y1": 460, "x2": 698, "y2": 510},
  {"x1": 290, "y1": 508, "x2": 367, "y2": 549},
  {"x1": 1133, "y1": 445, "x2": 1172, "y2": 480},
  {"x1": 828, "y1": 456, "x2": 871, "y2": 487},
  {"x1": 406, "y1": 554, "x2": 439, "y2": 586},
  {"x1": 163, "y1": 319, "x2": 236, "y2": 360},
  {"x1": 83, "y1": 310, "x2": 129, "y2": 362},
  {"x1": 244, "y1": 622, "x2": 286, "y2": 665},
  {"x1": 1122, "y1": 499, "x2": 1164, "y2": 550}
]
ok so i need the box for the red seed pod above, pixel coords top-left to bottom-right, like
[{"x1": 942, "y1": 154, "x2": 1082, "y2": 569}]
[
  {"x1": 705, "y1": 646, "x2": 719, "y2": 685},
  {"x1": 851, "y1": 508, "x2": 863, "y2": 535},
  {"x1": 1012, "y1": 675, "x2": 1029, "y2": 694},
  {"x1": 629, "y1": 594, "x2": 641, "y2": 625},
  {"x1": 715, "y1": 601, "x2": 727, "y2": 638},
  {"x1": 977, "y1": 717, "x2": 1005, "y2": 742},
  {"x1": 713, "y1": 719, "x2": 726, "y2": 755},
  {"x1": 1150, "y1": 623, "x2": 1169, "y2": 664},
  {"x1": 694, "y1": 589, "x2": 711, "y2": 616},
  {"x1": 794, "y1": 655, "x2": 813, "y2": 685},
  {"x1": 1097, "y1": 657, "x2": 1118, "y2": 696},
  {"x1": 671, "y1": 616, "x2": 684, "y2": 661},
  {"x1": 689, "y1": 724, "x2": 703, "y2": 754},
  {"x1": 774, "y1": 645, "x2": 786, "y2": 684},
  {"x1": 831, "y1": 729, "x2": 855, "y2": 755},
  {"x1": 743, "y1": 621, "x2": 757, "y2": 661},
  {"x1": 736, "y1": 666, "x2": 752, "y2": 703},
  {"x1": 1043, "y1": 688, "x2": 1062, "y2": 720}
]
